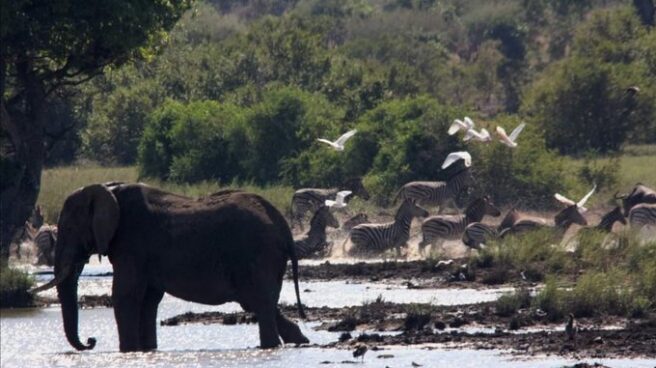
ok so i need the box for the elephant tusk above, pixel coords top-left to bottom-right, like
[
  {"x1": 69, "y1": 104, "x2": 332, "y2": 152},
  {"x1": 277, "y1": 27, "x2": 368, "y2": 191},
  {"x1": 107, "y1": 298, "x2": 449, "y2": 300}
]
[{"x1": 30, "y1": 265, "x2": 71, "y2": 293}]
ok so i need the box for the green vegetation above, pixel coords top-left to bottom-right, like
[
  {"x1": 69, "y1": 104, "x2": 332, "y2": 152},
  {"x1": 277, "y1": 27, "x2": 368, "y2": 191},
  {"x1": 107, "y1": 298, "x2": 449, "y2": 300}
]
[
  {"x1": 37, "y1": 165, "x2": 294, "y2": 224},
  {"x1": 483, "y1": 231, "x2": 656, "y2": 321},
  {"x1": 0, "y1": 262, "x2": 34, "y2": 308},
  {"x1": 10, "y1": 0, "x2": 649, "y2": 212}
]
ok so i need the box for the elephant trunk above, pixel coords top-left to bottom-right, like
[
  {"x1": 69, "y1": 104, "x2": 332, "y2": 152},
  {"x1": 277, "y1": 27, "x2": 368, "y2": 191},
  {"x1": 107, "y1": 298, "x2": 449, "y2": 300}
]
[{"x1": 57, "y1": 265, "x2": 96, "y2": 351}]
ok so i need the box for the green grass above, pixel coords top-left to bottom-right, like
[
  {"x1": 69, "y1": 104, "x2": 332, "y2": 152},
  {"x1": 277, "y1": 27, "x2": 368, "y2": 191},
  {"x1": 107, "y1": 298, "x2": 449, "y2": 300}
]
[
  {"x1": 38, "y1": 165, "x2": 295, "y2": 223},
  {"x1": 0, "y1": 261, "x2": 35, "y2": 308},
  {"x1": 569, "y1": 145, "x2": 656, "y2": 208},
  {"x1": 479, "y1": 229, "x2": 656, "y2": 320}
]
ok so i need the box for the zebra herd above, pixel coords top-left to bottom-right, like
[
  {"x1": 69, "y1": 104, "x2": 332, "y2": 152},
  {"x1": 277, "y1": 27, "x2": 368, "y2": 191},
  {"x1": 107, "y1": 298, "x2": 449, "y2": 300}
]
[{"x1": 291, "y1": 167, "x2": 656, "y2": 259}]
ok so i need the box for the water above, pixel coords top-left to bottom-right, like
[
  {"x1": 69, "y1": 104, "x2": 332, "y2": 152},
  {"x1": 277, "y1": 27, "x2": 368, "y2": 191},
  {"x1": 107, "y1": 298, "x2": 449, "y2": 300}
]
[{"x1": 2, "y1": 264, "x2": 654, "y2": 368}]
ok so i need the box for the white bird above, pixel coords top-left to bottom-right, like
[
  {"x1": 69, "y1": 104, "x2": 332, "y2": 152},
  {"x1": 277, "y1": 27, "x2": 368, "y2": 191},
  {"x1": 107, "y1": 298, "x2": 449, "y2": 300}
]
[
  {"x1": 448, "y1": 117, "x2": 475, "y2": 135},
  {"x1": 316, "y1": 129, "x2": 357, "y2": 151},
  {"x1": 325, "y1": 190, "x2": 352, "y2": 209},
  {"x1": 554, "y1": 184, "x2": 596, "y2": 212},
  {"x1": 463, "y1": 127, "x2": 492, "y2": 143},
  {"x1": 441, "y1": 151, "x2": 472, "y2": 169},
  {"x1": 495, "y1": 122, "x2": 526, "y2": 148}
]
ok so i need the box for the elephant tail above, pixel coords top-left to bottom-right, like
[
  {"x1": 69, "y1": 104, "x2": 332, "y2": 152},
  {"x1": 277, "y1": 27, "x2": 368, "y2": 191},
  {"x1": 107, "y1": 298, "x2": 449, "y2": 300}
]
[{"x1": 288, "y1": 236, "x2": 306, "y2": 319}]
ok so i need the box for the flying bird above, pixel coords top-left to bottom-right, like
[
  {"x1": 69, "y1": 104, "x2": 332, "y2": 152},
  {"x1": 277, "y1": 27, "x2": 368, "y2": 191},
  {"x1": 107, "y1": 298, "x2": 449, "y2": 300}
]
[
  {"x1": 495, "y1": 122, "x2": 526, "y2": 148},
  {"x1": 554, "y1": 184, "x2": 596, "y2": 212},
  {"x1": 463, "y1": 127, "x2": 492, "y2": 143},
  {"x1": 448, "y1": 116, "x2": 475, "y2": 135},
  {"x1": 317, "y1": 129, "x2": 357, "y2": 151},
  {"x1": 325, "y1": 190, "x2": 352, "y2": 209},
  {"x1": 441, "y1": 151, "x2": 472, "y2": 169}
]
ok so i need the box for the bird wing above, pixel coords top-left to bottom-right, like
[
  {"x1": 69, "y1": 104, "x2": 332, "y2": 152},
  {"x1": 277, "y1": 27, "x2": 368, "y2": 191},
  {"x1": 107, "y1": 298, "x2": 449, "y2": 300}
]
[
  {"x1": 495, "y1": 126, "x2": 513, "y2": 145},
  {"x1": 462, "y1": 129, "x2": 475, "y2": 141},
  {"x1": 336, "y1": 190, "x2": 352, "y2": 203},
  {"x1": 463, "y1": 116, "x2": 475, "y2": 129},
  {"x1": 334, "y1": 129, "x2": 357, "y2": 146},
  {"x1": 325, "y1": 199, "x2": 337, "y2": 207},
  {"x1": 441, "y1": 151, "x2": 472, "y2": 169},
  {"x1": 554, "y1": 193, "x2": 576, "y2": 206},
  {"x1": 577, "y1": 184, "x2": 596, "y2": 208},
  {"x1": 317, "y1": 138, "x2": 336, "y2": 146},
  {"x1": 480, "y1": 128, "x2": 491, "y2": 140},
  {"x1": 448, "y1": 119, "x2": 465, "y2": 135},
  {"x1": 508, "y1": 122, "x2": 526, "y2": 142}
]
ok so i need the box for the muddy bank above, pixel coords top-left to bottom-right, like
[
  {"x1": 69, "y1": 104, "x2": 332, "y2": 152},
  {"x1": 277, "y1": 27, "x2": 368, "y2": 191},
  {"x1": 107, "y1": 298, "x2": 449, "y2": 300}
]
[
  {"x1": 160, "y1": 301, "x2": 654, "y2": 358},
  {"x1": 290, "y1": 259, "x2": 543, "y2": 288}
]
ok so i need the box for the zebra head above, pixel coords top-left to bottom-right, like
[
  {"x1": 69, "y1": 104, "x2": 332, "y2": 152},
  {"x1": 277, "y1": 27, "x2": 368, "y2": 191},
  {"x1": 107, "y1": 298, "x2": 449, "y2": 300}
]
[
  {"x1": 465, "y1": 196, "x2": 501, "y2": 220},
  {"x1": 397, "y1": 199, "x2": 429, "y2": 221},
  {"x1": 615, "y1": 184, "x2": 656, "y2": 216}
]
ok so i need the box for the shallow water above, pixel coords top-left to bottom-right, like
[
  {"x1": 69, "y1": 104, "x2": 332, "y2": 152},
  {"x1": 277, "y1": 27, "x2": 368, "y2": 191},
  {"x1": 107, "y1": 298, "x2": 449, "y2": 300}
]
[{"x1": 3, "y1": 263, "x2": 654, "y2": 368}]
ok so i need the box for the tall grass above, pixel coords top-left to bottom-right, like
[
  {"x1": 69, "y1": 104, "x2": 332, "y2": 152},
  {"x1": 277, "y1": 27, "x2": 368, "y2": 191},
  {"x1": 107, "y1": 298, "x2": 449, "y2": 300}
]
[
  {"x1": 0, "y1": 261, "x2": 34, "y2": 308},
  {"x1": 480, "y1": 228, "x2": 656, "y2": 320},
  {"x1": 38, "y1": 165, "x2": 295, "y2": 223}
]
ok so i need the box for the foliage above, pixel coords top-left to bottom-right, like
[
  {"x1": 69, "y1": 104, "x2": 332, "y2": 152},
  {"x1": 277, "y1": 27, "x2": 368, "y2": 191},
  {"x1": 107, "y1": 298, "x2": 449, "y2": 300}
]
[
  {"x1": 0, "y1": 261, "x2": 34, "y2": 308},
  {"x1": 523, "y1": 6, "x2": 656, "y2": 154}
]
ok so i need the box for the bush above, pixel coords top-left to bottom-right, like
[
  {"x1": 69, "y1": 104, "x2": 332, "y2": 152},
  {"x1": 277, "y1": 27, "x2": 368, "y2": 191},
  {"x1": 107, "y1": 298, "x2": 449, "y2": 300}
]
[
  {"x1": 138, "y1": 99, "x2": 250, "y2": 183},
  {"x1": 523, "y1": 6, "x2": 656, "y2": 154},
  {"x1": 0, "y1": 262, "x2": 34, "y2": 308},
  {"x1": 495, "y1": 288, "x2": 531, "y2": 317},
  {"x1": 470, "y1": 116, "x2": 577, "y2": 208}
]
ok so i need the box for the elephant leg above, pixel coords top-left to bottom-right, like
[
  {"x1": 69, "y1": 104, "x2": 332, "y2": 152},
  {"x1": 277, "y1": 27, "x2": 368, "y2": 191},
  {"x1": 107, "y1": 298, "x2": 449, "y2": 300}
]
[
  {"x1": 139, "y1": 286, "x2": 164, "y2": 351},
  {"x1": 255, "y1": 306, "x2": 281, "y2": 348},
  {"x1": 276, "y1": 309, "x2": 308, "y2": 345},
  {"x1": 112, "y1": 261, "x2": 146, "y2": 352}
]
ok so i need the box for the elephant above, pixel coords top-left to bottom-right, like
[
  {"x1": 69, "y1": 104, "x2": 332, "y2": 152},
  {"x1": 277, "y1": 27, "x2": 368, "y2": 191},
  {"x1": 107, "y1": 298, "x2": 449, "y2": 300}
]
[{"x1": 33, "y1": 182, "x2": 309, "y2": 352}]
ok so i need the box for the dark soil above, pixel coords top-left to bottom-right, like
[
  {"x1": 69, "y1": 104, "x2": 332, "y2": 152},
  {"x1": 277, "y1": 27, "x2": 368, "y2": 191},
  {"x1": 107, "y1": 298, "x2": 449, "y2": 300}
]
[
  {"x1": 289, "y1": 259, "x2": 544, "y2": 288},
  {"x1": 160, "y1": 301, "x2": 656, "y2": 359}
]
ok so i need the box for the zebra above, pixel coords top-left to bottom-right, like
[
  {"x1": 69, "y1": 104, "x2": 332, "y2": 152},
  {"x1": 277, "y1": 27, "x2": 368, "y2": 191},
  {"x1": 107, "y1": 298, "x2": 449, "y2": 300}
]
[
  {"x1": 342, "y1": 213, "x2": 369, "y2": 232},
  {"x1": 419, "y1": 196, "x2": 500, "y2": 253},
  {"x1": 347, "y1": 200, "x2": 429, "y2": 257},
  {"x1": 34, "y1": 224, "x2": 58, "y2": 266},
  {"x1": 628, "y1": 203, "x2": 656, "y2": 233},
  {"x1": 615, "y1": 183, "x2": 656, "y2": 216},
  {"x1": 499, "y1": 204, "x2": 588, "y2": 239},
  {"x1": 395, "y1": 167, "x2": 472, "y2": 213},
  {"x1": 595, "y1": 206, "x2": 627, "y2": 232},
  {"x1": 291, "y1": 177, "x2": 369, "y2": 230},
  {"x1": 294, "y1": 206, "x2": 339, "y2": 259},
  {"x1": 462, "y1": 208, "x2": 521, "y2": 250}
]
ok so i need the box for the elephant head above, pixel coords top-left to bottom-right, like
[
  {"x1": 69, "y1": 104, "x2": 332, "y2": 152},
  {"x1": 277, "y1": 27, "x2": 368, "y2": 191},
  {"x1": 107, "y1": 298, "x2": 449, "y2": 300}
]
[{"x1": 32, "y1": 184, "x2": 119, "y2": 351}]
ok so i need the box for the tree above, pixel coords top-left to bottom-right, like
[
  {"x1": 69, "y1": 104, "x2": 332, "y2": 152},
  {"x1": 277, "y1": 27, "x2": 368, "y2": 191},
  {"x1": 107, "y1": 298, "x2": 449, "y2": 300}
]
[{"x1": 0, "y1": 0, "x2": 192, "y2": 257}]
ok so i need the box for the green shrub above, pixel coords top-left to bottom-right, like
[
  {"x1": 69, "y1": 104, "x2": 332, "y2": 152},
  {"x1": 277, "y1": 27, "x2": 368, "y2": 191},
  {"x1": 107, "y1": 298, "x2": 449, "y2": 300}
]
[
  {"x1": 0, "y1": 262, "x2": 34, "y2": 308},
  {"x1": 495, "y1": 288, "x2": 531, "y2": 317},
  {"x1": 523, "y1": 6, "x2": 656, "y2": 154}
]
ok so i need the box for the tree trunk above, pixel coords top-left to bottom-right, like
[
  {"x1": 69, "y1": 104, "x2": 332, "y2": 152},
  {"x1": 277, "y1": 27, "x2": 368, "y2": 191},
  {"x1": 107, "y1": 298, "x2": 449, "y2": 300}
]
[{"x1": 0, "y1": 61, "x2": 47, "y2": 259}]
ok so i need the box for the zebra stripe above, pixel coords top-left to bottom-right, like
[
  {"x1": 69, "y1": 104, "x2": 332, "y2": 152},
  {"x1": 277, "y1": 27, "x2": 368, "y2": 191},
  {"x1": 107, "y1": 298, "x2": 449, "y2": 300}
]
[
  {"x1": 34, "y1": 225, "x2": 57, "y2": 266},
  {"x1": 462, "y1": 222, "x2": 497, "y2": 249},
  {"x1": 291, "y1": 178, "x2": 369, "y2": 230},
  {"x1": 500, "y1": 205, "x2": 587, "y2": 238},
  {"x1": 291, "y1": 188, "x2": 339, "y2": 229},
  {"x1": 628, "y1": 203, "x2": 656, "y2": 230},
  {"x1": 461, "y1": 208, "x2": 521, "y2": 249},
  {"x1": 294, "y1": 206, "x2": 339, "y2": 259},
  {"x1": 395, "y1": 168, "x2": 471, "y2": 210},
  {"x1": 349, "y1": 200, "x2": 428, "y2": 255},
  {"x1": 419, "y1": 197, "x2": 500, "y2": 249}
]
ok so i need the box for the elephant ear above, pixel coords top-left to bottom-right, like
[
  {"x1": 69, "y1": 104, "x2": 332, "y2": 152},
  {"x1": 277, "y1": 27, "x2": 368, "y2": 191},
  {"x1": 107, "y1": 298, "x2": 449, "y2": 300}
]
[{"x1": 82, "y1": 184, "x2": 120, "y2": 256}]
